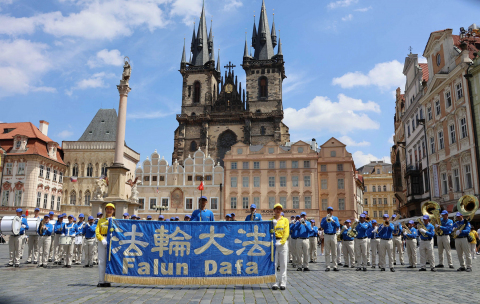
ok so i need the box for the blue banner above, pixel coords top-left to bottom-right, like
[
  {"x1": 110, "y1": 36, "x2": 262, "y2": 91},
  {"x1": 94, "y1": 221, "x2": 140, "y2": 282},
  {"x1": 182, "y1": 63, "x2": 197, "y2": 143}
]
[{"x1": 105, "y1": 220, "x2": 276, "y2": 285}]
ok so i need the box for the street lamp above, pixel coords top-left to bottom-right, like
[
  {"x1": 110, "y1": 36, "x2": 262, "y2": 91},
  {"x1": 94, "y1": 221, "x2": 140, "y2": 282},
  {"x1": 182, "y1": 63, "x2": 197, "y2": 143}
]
[
  {"x1": 154, "y1": 205, "x2": 168, "y2": 216},
  {"x1": 416, "y1": 118, "x2": 432, "y2": 200}
]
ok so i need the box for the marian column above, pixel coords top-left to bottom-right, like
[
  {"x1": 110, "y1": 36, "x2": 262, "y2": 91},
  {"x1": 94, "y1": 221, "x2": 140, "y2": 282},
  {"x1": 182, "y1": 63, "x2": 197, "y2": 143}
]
[{"x1": 114, "y1": 61, "x2": 131, "y2": 166}]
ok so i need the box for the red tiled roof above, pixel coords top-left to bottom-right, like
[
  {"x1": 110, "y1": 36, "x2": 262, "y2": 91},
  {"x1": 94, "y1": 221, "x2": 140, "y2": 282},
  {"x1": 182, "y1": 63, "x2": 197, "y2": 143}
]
[
  {"x1": 0, "y1": 122, "x2": 65, "y2": 165},
  {"x1": 452, "y1": 35, "x2": 480, "y2": 60},
  {"x1": 418, "y1": 63, "x2": 429, "y2": 82}
]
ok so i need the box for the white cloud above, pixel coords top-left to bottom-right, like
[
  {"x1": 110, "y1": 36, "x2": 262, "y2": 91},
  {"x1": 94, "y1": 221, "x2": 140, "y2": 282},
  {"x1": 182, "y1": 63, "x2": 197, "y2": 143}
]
[
  {"x1": 341, "y1": 14, "x2": 353, "y2": 21},
  {"x1": 332, "y1": 60, "x2": 404, "y2": 91},
  {"x1": 223, "y1": 0, "x2": 242, "y2": 11},
  {"x1": 327, "y1": 0, "x2": 358, "y2": 9},
  {"x1": 170, "y1": 0, "x2": 202, "y2": 25},
  {"x1": 355, "y1": 6, "x2": 372, "y2": 12},
  {"x1": 284, "y1": 94, "x2": 380, "y2": 134},
  {"x1": 338, "y1": 135, "x2": 370, "y2": 147},
  {"x1": 88, "y1": 49, "x2": 124, "y2": 68},
  {"x1": 353, "y1": 151, "x2": 389, "y2": 168},
  {"x1": 388, "y1": 133, "x2": 395, "y2": 145},
  {"x1": 67, "y1": 72, "x2": 116, "y2": 95},
  {"x1": 283, "y1": 72, "x2": 312, "y2": 94},
  {"x1": 127, "y1": 110, "x2": 174, "y2": 119},
  {"x1": 418, "y1": 56, "x2": 428, "y2": 63},
  {"x1": 0, "y1": 15, "x2": 39, "y2": 35},
  {"x1": 57, "y1": 130, "x2": 73, "y2": 139},
  {"x1": 31, "y1": 86, "x2": 57, "y2": 93},
  {"x1": 0, "y1": 39, "x2": 54, "y2": 98}
]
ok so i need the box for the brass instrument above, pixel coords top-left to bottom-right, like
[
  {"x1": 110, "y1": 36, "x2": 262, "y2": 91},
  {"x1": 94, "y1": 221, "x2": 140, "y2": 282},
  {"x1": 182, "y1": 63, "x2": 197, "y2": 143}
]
[
  {"x1": 347, "y1": 219, "x2": 359, "y2": 238},
  {"x1": 365, "y1": 216, "x2": 370, "y2": 222},
  {"x1": 337, "y1": 226, "x2": 346, "y2": 241},
  {"x1": 378, "y1": 220, "x2": 390, "y2": 234},
  {"x1": 452, "y1": 195, "x2": 479, "y2": 239},
  {"x1": 401, "y1": 222, "x2": 412, "y2": 239},
  {"x1": 38, "y1": 218, "x2": 45, "y2": 235},
  {"x1": 416, "y1": 217, "x2": 428, "y2": 238},
  {"x1": 327, "y1": 214, "x2": 333, "y2": 223},
  {"x1": 422, "y1": 201, "x2": 442, "y2": 235}
]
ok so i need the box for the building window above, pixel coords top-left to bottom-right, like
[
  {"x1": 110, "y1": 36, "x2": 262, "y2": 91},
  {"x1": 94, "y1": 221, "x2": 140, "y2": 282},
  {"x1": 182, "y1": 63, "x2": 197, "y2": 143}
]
[
  {"x1": 330, "y1": 151, "x2": 336, "y2": 157},
  {"x1": 280, "y1": 176, "x2": 286, "y2": 187},
  {"x1": 384, "y1": 198, "x2": 388, "y2": 205},
  {"x1": 253, "y1": 161, "x2": 260, "y2": 169},
  {"x1": 254, "y1": 176, "x2": 260, "y2": 187},
  {"x1": 279, "y1": 197, "x2": 286, "y2": 208},
  {"x1": 435, "y1": 100, "x2": 441, "y2": 116},
  {"x1": 373, "y1": 198, "x2": 377, "y2": 205},
  {"x1": 268, "y1": 197, "x2": 275, "y2": 209},
  {"x1": 59, "y1": 172, "x2": 63, "y2": 183},
  {"x1": 86, "y1": 163, "x2": 93, "y2": 177},
  {"x1": 292, "y1": 176, "x2": 299, "y2": 187},
  {"x1": 337, "y1": 164, "x2": 343, "y2": 171},
  {"x1": 72, "y1": 163, "x2": 78, "y2": 177},
  {"x1": 17, "y1": 162, "x2": 25, "y2": 175},
  {"x1": 36, "y1": 192, "x2": 41, "y2": 208},
  {"x1": 138, "y1": 198, "x2": 145, "y2": 210},
  {"x1": 465, "y1": 164, "x2": 472, "y2": 189},
  {"x1": 320, "y1": 164, "x2": 326, "y2": 172},
  {"x1": 152, "y1": 176, "x2": 158, "y2": 182},
  {"x1": 53, "y1": 170, "x2": 57, "y2": 182},
  {"x1": 144, "y1": 176, "x2": 150, "y2": 182},
  {"x1": 422, "y1": 141, "x2": 426, "y2": 158},
  {"x1": 16, "y1": 140, "x2": 21, "y2": 149},
  {"x1": 304, "y1": 176, "x2": 311, "y2": 187},
  {"x1": 85, "y1": 191, "x2": 91, "y2": 206},
  {"x1": 268, "y1": 148, "x2": 274, "y2": 154},
  {"x1": 292, "y1": 161, "x2": 298, "y2": 169},
  {"x1": 321, "y1": 179, "x2": 327, "y2": 189},
  {"x1": 420, "y1": 108, "x2": 424, "y2": 119},
  {"x1": 372, "y1": 186, "x2": 376, "y2": 192},
  {"x1": 449, "y1": 124, "x2": 456, "y2": 144},
  {"x1": 460, "y1": 118, "x2": 468, "y2": 138},
  {"x1": 338, "y1": 198, "x2": 345, "y2": 210},
  {"x1": 304, "y1": 161, "x2": 310, "y2": 168},
  {"x1": 242, "y1": 197, "x2": 249, "y2": 209},
  {"x1": 383, "y1": 185, "x2": 387, "y2": 192},
  {"x1": 231, "y1": 162, "x2": 237, "y2": 170},
  {"x1": 185, "y1": 198, "x2": 193, "y2": 210},
  {"x1": 229, "y1": 197, "x2": 237, "y2": 209},
  {"x1": 2, "y1": 189, "x2": 10, "y2": 206},
  {"x1": 373, "y1": 211, "x2": 377, "y2": 218},
  {"x1": 442, "y1": 173, "x2": 448, "y2": 195},
  {"x1": 148, "y1": 198, "x2": 156, "y2": 210},
  {"x1": 259, "y1": 77, "x2": 268, "y2": 98},
  {"x1": 190, "y1": 141, "x2": 197, "y2": 152},
  {"x1": 193, "y1": 82, "x2": 200, "y2": 103},
  {"x1": 412, "y1": 119, "x2": 415, "y2": 131},
  {"x1": 364, "y1": 198, "x2": 368, "y2": 206},
  {"x1": 337, "y1": 179, "x2": 344, "y2": 189},
  {"x1": 46, "y1": 167, "x2": 50, "y2": 180},
  {"x1": 321, "y1": 199, "x2": 328, "y2": 210},
  {"x1": 202, "y1": 175, "x2": 209, "y2": 181},
  {"x1": 161, "y1": 198, "x2": 169, "y2": 207},
  {"x1": 43, "y1": 193, "x2": 48, "y2": 209},
  {"x1": 57, "y1": 197, "x2": 61, "y2": 211},
  {"x1": 438, "y1": 131, "x2": 444, "y2": 150},
  {"x1": 407, "y1": 125, "x2": 411, "y2": 137},
  {"x1": 231, "y1": 177, "x2": 237, "y2": 187},
  {"x1": 445, "y1": 91, "x2": 452, "y2": 108},
  {"x1": 268, "y1": 161, "x2": 275, "y2": 169},
  {"x1": 427, "y1": 107, "x2": 432, "y2": 121},
  {"x1": 453, "y1": 168, "x2": 460, "y2": 192},
  {"x1": 101, "y1": 163, "x2": 108, "y2": 176},
  {"x1": 293, "y1": 196, "x2": 300, "y2": 209},
  {"x1": 456, "y1": 82, "x2": 463, "y2": 99},
  {"x1": 242, "y1": 176, "x2": 249, "y2": 187},
  {"x1": 268, "y1": 177, "x2": 275, "y2": 187},
  {"x1": 211, "y1": 198, "x2": 218, "y2": 210},
  {"x1": 279, "y1": 161, "x2": 286, "y2": 169},
  {"x1": 430, "y1": 137, "x2": 435, "y2": 154},
  {"x1": 298, "y1": 147, "x2": 304, "y2": 153},
  {"x1": 39, "y1": 165, "x2": 44, "y2": 177},
  {"x1": 70, "y1": 192, "x2": 76, "y2": 205},
  {"x1": 51, "y1": 195, "x2": 55, "y2": 210},
  {"x1": 260, "y1": 126, "x2": 266, "y2": 135},
  {"x1": 304, "y1": 196, "x2": 311, "y2": 209},
  {"x1": 237, "y1": 148, "x2": 243, "y2": 155},
  {"x1": 242, "y1": 162, "x2": 249, "y2": 169},
  {"x1": 378, "y1": 185, "x2": 381, "y2": 192}
]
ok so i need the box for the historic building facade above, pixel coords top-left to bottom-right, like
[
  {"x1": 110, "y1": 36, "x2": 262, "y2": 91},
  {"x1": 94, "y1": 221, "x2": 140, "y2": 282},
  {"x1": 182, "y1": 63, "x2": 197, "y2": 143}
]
[
  {"x1": 357, "y1": 161, "x2": 397, "y2": 220},
  {"x1": 172, "y1": 0, "x2": 290, "y2": 166},
  {"x1": 62, "y1": 109, "x2": 140, "y2": 217},
  {"x1": 135, "y1": 149, "x2": 224, "y2": 220},
  {"x1": 0, "y1": 121, "x2": 66, "y2": 217},
  {"x1": 223, "y1": 141, "x2": 318, "y2": 222},
  {"x1": 317, "y1": 138, "x2": 359, "y2": 222}
]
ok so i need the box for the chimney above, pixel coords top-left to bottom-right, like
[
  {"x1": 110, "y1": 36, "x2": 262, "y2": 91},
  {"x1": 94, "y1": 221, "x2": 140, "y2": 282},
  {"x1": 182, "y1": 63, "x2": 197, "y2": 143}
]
[{"x1": 39, "y1": 120, "x2": 49, "y2": 136}]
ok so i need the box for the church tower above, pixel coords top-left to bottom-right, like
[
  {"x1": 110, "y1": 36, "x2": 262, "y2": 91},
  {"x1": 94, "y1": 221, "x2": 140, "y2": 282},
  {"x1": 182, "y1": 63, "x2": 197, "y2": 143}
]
[{"x1": 173, "y1": 0, "x2": 289, "y2": 166}]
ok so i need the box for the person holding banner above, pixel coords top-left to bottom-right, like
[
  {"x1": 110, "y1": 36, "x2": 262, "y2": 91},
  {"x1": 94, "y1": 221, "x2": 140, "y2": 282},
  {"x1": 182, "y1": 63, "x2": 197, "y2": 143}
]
[
  {"x1": 191, "y1": 196, "x2": 214, "y2": 221},
  {"x1": 96, "y1": 203, "x2": 116, "y2": 287},
  {"x1": 271, "y1": 203, "x2": 289, "y2": 291}
]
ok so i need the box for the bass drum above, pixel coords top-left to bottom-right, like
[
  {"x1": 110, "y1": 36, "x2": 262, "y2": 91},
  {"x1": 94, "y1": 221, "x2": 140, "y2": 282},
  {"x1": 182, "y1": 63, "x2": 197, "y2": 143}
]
[
  {"x1": 26, "y1": 217, "x2": 41, "y2": 235},
  {"x1": 0, "y1": 216, "x2": 21, "y2": 236}
]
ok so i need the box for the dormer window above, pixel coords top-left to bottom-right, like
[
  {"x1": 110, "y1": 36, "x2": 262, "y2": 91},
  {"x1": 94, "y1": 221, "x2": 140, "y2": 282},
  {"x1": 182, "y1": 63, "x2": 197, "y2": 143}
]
[
  {"x1": 436, "y1": 53, "x2": 441, "y2": 66},
  {"x1": 16, "y1": 140, "x2": 21, "y2": 149}
]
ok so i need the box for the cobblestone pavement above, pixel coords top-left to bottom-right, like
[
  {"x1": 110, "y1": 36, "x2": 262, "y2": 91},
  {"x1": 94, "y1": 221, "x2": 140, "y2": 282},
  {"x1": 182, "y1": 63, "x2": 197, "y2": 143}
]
[{"x1": 1, "y1": 243, "x2": 480, "y2": 304}]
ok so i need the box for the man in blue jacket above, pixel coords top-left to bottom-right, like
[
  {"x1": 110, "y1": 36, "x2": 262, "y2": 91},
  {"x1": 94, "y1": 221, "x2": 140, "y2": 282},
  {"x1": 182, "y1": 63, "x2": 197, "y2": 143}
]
[
  {"x1": 38, "y1": 214, "x2": 53, "y2": 268},
  {"x1": 83, "y1": 216, "x2": 97, "y2": 268},
  {"x1": 8, "y1": 208, "x2": 29, "y2": 267},
  {"x1": 453, "y1": 212, "x2": 472, "y2": 272},
  {"x1": 295, "y1": 212, "x2": 313, "y2": 271},
  {"x1": 418, "y1": 214, "x2": 436, "y2": 272},
  {"x1": 354, "y1": 214, "x2": 371, "y2": 271},
  {"x1": 404, "y1": 220, "x2": 418, "y2": 268},
  {"x1": 190, "y1": 196, "x2": 214, "y2": 221},
  {"x1": 245, "y1": 204, "x2": 262, "y2": 221},
  {"x1": 435, "y1": 210, "x2": 454, "y2": 268},
  {"x1": 378, "y1": 214, "x2": 395, "y2": 272},
  {"x1": 308, "y1": 220, "x2": 319, "y2": 263},
  {"x1": 320, "y1": 207, "x2": 340, "y2": 271}
]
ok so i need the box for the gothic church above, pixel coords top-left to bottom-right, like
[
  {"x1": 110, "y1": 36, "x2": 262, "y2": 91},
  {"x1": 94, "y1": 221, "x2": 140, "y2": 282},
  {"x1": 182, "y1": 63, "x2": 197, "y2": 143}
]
[{"x1": 172, "y1": 0, "x2": 290, "y2": 165}]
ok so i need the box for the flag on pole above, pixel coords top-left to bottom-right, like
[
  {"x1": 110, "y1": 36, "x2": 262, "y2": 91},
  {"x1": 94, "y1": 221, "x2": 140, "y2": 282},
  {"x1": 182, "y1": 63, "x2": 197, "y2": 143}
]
[
  {"x1": 70, "y1": 176, "x2": 77, "y2": 182},
  {"x1": 197, "y1": 182, "x2": 204, "y2": 191},
  {"x1": 156, "y1": 187, "x2": 159, "y2": 194}
]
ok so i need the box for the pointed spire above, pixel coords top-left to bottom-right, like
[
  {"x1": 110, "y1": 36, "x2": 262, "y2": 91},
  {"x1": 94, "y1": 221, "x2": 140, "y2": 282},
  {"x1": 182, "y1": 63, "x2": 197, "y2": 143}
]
[
  {"x1": 216, "y1": 49, "x2": 221, "y2": 72},
  {"x1": 190, "y1": 22, "x2": 196, "y2": 53},
  {"x1": 251, "y1": 15, "x2": 257, "y2": 46},
  {"x1": 271, "y1": 11, "x2": 277, "y2": 48},
  {"x1": 210, "y1": 37, "x2": 215, "y2": 60},
  {"x1": 253, "y1": 0, "x2": 274, "y2": 60},
  {"x1": 181, "y1": 38, "x2": 186, "y2": 64},
  {"x1": 244, "y1": 32, "x2": 249, "y2": 57},
  {"x1": 208, "y1": 19, "x2": 213, "y2": 52},
  {"x1": 277, "y1": 37, "x2": 282, "y2": 56},
  {"x1": 191, "y1": 1, "x2": 210, "y2": 66}
]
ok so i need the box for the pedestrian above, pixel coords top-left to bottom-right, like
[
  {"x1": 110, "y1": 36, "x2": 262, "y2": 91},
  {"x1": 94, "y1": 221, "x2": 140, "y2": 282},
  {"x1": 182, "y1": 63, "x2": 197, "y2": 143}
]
[
  {"x1": 418, "y1": 214, "x2": 435, "y2": 272},
  {"x1": 435, "y1": 210, "x2": 454, "y2": 268},
  {"x1": 53, "y1": 214, "x2": 65, "y2": 265},
  {"x1": 294, "y1": 212, "x2": 312, "y2": 271},
  {"x1": 270, "y1": 203, "x2": 289, "y2": 291},
  {"x1": 62, "y1": 215, "x2": 77, "y2": 268},
  {"x1": 190, "y1": 196, "x2": 214, "y2": 221},
  {"x1": 469, "y1": 226, "x2": 478, "y2": 259},
  {"x1": 74, "y1": 214, "x2": 86, "y2": 265}
]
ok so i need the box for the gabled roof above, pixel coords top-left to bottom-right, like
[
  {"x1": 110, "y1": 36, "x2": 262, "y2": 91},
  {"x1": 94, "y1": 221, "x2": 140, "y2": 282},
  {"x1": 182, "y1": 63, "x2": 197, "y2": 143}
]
[
  {"x1": 78, "y1": 109, "x2": 117, "y2": 142},
  {"x1": 452, "y1": 35, "x2": 480, "y2": 60},
  {"x1": 418, "y1": 63, "x2": 429, "y2": 82},
  {"x1": 320, "y1": 137, "x2": 346, "y2": 148},
  {"x1": 0, "y1": 122, "x2": 51, "y2": 142}
]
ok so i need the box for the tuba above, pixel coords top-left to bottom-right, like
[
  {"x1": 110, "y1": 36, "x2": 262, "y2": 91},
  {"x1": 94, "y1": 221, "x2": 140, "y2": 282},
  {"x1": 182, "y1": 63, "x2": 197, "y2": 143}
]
[
  {"x1": 422, "y1": 201, "x2": 442, "y2": 235},
  {"x1": 347, "y1": 219, "x2": 359, "y2": 238},
  {"x1": 416, "y1": 217, "x2": 428, "y2": 238},
  {"x1": 452, "y1": 195, "x2": 479, "y2": 239}
]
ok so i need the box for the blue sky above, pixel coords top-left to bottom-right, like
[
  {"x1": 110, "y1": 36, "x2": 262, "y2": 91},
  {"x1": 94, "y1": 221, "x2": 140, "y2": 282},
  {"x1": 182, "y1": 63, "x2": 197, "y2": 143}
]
[{"x1": 1, "y1": 0, "x2": 479, "y2": 168}]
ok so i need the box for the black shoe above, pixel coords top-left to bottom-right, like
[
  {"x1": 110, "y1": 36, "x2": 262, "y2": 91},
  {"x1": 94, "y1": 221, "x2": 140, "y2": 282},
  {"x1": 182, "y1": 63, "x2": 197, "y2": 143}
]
[
  {"x1": 62, "y1": 265, "x2": 68, "y2": 268},
  {"x1": 26, "y1": 261, "x2": 31, "y2": 264},
  {"x1": 104, "y1": 283, "x2": 111, "y2": 287},
  {"x1": 289, "y1": 260, "x2": 292, "y2": 263},
  {"x1": 20, "y1": 256, "x2": 22, "y2": 260},
  {"x1": 435, "y1": 264, "x2": 444, "y2": 268},
  {"x1": 431, "y1": 268, "x2": 436, "y2": 272},
  {"x1": 309, "y1": 260, "x2": 313, "y2": 263},
  {"x1": 419, "y1": 268, "x2": 427, "y2": 271},
  {"x1": 401, "y1": 263, "x2": 405, "y2": 265},
  {"x1": 37, "y1": 264, "x2": 43, "y2": 268},
  {"x1": 14, "y1": 264, "x2": 20, "y2": 268},
  {"x1": 343, "y1": 265, "x2": 349, "y2": 268},
  {"x1": 325, "y1": 268, "x2": 331, "y2": 272},
  {"x1": 426, "y1": 262, "x2": 430, "y2": 265},
  {"x1": 367, "y1": 262, "x2": 371, "y2": 266},
  {"x1": 457, "y1": 267, "x2": 466, "y2": 271},
  {"x1": 53, "y1": 262, "x2": 58, "y2": 265},
  {"x1": 466, "y1": 268, "x2": 472, "y2": 272},
  {"x1": 356, "y1": 267, "x2": 361, "y2": 271},
  {"x1": 338, "y1": 263, "x2": 343, "y2": 266},
  {"x1": 97, "y1": 283, "x2": 104, "y2": 287},
  {"x1": 84, "y1": 265, "x2": 90, "y2": 268},
  {"x1": 363, "y1": 267, "x2": 367, "y2": 271},
  {"x1": 350, "y1": 265, "x2": 355, "y2": 268},
  {"x1": 394, "y1": 262, "x2": 396, "y2": 265},
  {"x1": 66, "y1": 265, "x2": 71, "y2": 268},
  {"x1": 381, "y1": 268, "x2": 385, "y2": 271},
  {"x1": 371, "y1": 266, "x2": 376, "y2": 269},
  {"x1": 33, "y1": 262, "x2": 37, "y2": 264},
  {"x1": 277, "y1": 266, "x2": 280, "y2": 271},
  {"x1": 280, "y1": 286, "x2": 286, "y2": 290},
  {"x1": 43, "y1": 265, "x2": 48, "y2": 268},
  {"x1": 297, "y1": 268, "x2": 302, "y2": 271},
  {"x1": 407, "y1": 266, "x2": 414, "y2": 268},
  {"x1": 333, "y1": 268, "x2": 339, "y2": 271},
  {"x1": 390, "y1": 268, "x2": 395, "y2": 272},
  {"x1": 292, "y1": 264, "x2": 296, "y2": 268},
  {"x1": 48, "y1": 259, "x2": 52, "y2": 262},
  {"x1": 272, "y1": 286, "x2": 278, "y2": 290},
  {"x1": 449, "y1": 265, "x2": 454, "y2": 269},
  {"x1": 303, "y1": 268, "x2": 310, "y2": 271},
  {"x1": 72, "y1": 260, "x2": 75, "y2": 263},
  {"x1": 6, "y1": 264, "x2": 13, "y2": 267}
]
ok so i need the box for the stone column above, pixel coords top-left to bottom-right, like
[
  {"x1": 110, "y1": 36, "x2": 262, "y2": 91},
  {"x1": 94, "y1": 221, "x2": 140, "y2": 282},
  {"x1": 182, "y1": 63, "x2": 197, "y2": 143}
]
[{"x1": 114, "y1": 85, "x2": 131, "y2": 166}]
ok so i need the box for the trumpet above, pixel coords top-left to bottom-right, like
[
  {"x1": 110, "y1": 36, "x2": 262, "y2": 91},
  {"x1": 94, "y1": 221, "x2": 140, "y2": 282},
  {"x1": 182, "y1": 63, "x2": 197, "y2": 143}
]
[
  {"x1": 326, "y1": 214, "x2": 333, "y2": 222},
  {"x1": 378, "y1": 220, "x2": 389, "y2": 234}
]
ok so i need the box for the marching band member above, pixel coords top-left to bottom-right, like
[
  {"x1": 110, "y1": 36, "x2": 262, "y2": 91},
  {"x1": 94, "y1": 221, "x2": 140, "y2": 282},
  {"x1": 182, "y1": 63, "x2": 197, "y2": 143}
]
[
  {"x1": 123, "y1": 213, "x2": 129, "y2": 219},
  {"x1": 184, "y1": 215, "x2": 191, "y2": 221},
  {"x1": 320, "y1": 206, "x2": 340, "y2": 271},
  {"x1": 53, "y1": 214, "x2": 65, "y2": 265},
  {"x1": 391, "y1": 214, "x2": 404, "y2": 266},
  {"x1": 62, "y1": 215, "x2": 77, "y2": 268},
  {"x1": 20, "y1": 214, "x2": 27, "y2": 259},
  {"x1": 367, "y1": 220, "x2": 380, "y2": 268},
  {"x1": 8, "y1": 208, "x2": 29, "y2": 267},
  {"x1": 453, "y1": 212, "x2": 472, "y2": 272},
  {"x1": 418, "y1": 214, "x2": 435, "y2": 272},
  {"x1": 37, "y1": 214, "x2": 53, "y2": 268},
  {"x1": 26, "y1": 208, "x2": 41, "y2": 264},
  {"x1": 309, "y1": 220, "x2": 318, "y2": 263},
  {"x1": 158, "y1": 215, "x2": 164, "y2": 221},
  {"x1": 271, "y1": 203, "x2": 289, "y2": 291},
  {"x1": 363, "y1": 211, "x2": 371, "y2": 266},
  {"x1": 190, "y1": 196, "x2": 214, "y2": 221},
  {"x1": 74, "y1": 214, "x2": 86, "y2": 265},
  {"x1": 341, "y1": 220, "x2": 355, "y2": 268},
  {"x1": 147, "y1": 215, "x2": 152, "y2": 221},
  {"x1": 404, "y1": 220, "x2": 418, "y2": 268},
  {"x1": 435, "y1": 210, "x2": 454, "y2": 269},
  {"x1": 336, "y1": 228, "x2": 342, "y2": 266},
  {"x1": 83, "y1": 216, "x2": 97, "y2": 268},
  {"x1": 96, "y1": 203, "x2": 116, "y2": 287},
  {"x1": 294, "y1": 212, "x2": 312, "y2": 271},
  {"x1": 354, "y1": 214, "x2": 370, "y2": 271},
  {"x1": 288, "y1": 216, "x2": 295, "y2": 263},
  {"x1": 231, "y1": 213, "x2": 236, "y2": 221},
  {"x1": 48, "y1": 211, "x2": 56, "y2": 262},
  {"x1": 290, "y1": 215, "x2": 299, "y2": 268},
  {"x1": 378, "y1": 214, "x2": 395, "y2": 272},
  {"x1": 245, "y1": 204, "x2": 262, "y2": 221},
  {"x1": 130, "y1": 214, "x2": 136, "y2": 220}
]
